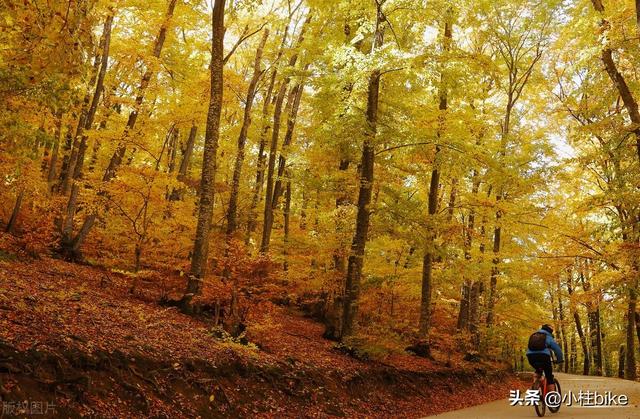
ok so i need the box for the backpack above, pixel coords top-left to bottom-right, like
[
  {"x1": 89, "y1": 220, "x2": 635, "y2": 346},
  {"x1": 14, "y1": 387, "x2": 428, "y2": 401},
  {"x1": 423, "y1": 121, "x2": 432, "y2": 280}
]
[{"x1": 528, "y1": 332, "x2": 547, "y2": 351}]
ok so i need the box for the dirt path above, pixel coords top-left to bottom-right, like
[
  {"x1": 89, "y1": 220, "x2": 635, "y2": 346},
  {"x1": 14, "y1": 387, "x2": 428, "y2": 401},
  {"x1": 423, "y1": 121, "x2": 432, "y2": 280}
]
[{"x1": 428, "y1": 372, "x2": 640, "y2": 418}]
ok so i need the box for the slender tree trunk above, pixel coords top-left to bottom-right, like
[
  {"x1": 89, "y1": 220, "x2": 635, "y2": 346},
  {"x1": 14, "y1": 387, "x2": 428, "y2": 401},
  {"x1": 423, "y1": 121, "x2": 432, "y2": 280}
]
[
  {"x1": 581, "y1": 268, "x2": 603, "y2": 375},
  {"x1": 567, "y1": 271, "x2": 590, "y2": 375},
  {"x1": 283, "y1": 175, "x2": 291, "y2": 272},
  {"x1": 625, "y1": 278, "x2": 637, "y2": 380},
  {"x1": 245, "y1": 78, "x2": 277, "y2": 245},
  {"x1": 60, "y1": 32, "x2": 105, "y2": 195},
  {"x1": 550, "y1": 286, "x2": 560, "y2": 343},
  {"x1": 261, "y1": 64, "x2": 307, "y2": 252},
  {"x1": 60, "y1": 14, "x2": 113, "y2": 258},
  {"x1": 167, "y1": 127, "x2": 179, "y2": 174},
  {"x1": 557, "y1": 277, "x2": 569, "y2": 373},
  {"x1": 259, "y1": 19, "x2": 309, "y2": 253},
  {"x1": 259, "y1": 81, "x2": 289, "y2": 252},
  {"x1": 88, "y1": 85, "x2": 119, "y2": 173},
  {"x1": 418, "y1": 17, "x2": 452, "y2": 347},
  {"x1": 446, "y1": 178, "x2": 457, "y2": 222},
  {"x1": 570, "y1": 329, "x2": 577, "y2": 373},
  {"x1": 460, "y1": 169, "x2": 481, "y2": 345},
  {"x1": 169, "y1": 123, "x2": 197, "y2": 200},
  {"x1": 457, "y1": 172, "x2": 479, "y2": 332},
  {"x1": 70, "y1": 1, "x2": 178, "y2": 254},
  {"x1": 340, "y1": 6, "x2": 384, "y2": 340},
  {"x1": 6, "y1": 190, "x2": 24, "y2": 234},
  {"x1": 635, "y1": 311, "x2": 640, "y2": 349},
  {"x1": 245, "y1": 24, "x2": 291, "y2": 246},
  {"x1": 588, "y1": 307, "x2": 603, "y2": 375},
  {"x1": 226, "y1": 29, "x2": 268, "y2": 237},
  {"x1": 618, "y1": 344, "x2": 626, "y2": 378},
  {"x1": 179, "y1": 124, "x2": 197, "y2": 180},
  {"x1": 333, "y1": 159, "x2": 351, "y2": 273},
  {"x1": 47, "y1": 112, "x2": 63, "y2": 185},
  {"x1": 591, "y1": 0, "x2": 640, "y2": 165},
  {"x1": 331, "y1": 26, "x2": 360, "y2": 274},
  {"x1": 456, "y1": 282, "x2": 470, "y2": 331},
  {"x1": 182, "y1": 0, "x2": 226, "y2": 311},
  {"x1": 469, "y1": 281, "x2": 483, "y2": 349},
  {"x1": 58, "y1": 126, "x2": 73, "y2": 187},
  {"x1": 485, "y1": 207, "x2": 501, "y2": 326}
]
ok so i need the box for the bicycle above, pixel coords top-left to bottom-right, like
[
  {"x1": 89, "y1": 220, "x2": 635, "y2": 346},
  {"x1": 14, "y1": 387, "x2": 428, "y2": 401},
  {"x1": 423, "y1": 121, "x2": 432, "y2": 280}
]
[{"x1": 531, "y1": 361, "x2": 562, "y2": 417}]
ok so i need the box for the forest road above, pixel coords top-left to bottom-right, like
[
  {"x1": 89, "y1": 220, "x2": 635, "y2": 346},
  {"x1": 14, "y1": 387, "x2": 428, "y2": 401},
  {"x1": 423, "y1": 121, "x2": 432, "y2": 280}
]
[{"x1": 428, "y1": 372, "x2": 640, "y2": 418}]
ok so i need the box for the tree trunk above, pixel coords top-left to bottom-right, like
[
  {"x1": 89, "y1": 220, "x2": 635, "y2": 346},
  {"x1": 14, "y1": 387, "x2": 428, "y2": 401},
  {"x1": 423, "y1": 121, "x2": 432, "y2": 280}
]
[
  {"x1": 456, "y1": 282, "x2": 470, "y2": 331},
  {"x1": 178, "y1": 124, "x2": 197, "y2": 179},
  {"x1": 339, "y1": 6, "x2": 384, "y2": 340},
  {"x1": 635, "y1": 311, "x2": 640, "y2": 350},
  {"x1": 169, "y1": 123, "x2": 197, "y2": 201},
  {"x1": 261, "y1": 64, "x2": 307, "y2": 252},
  {"x1": 245, "y1": 77, "x2": 277, "y2": 245},
  {"x1": 58, "y1": 126, "x2": 74, "y2": 188},
  {"x1": 333, "y1": 159, "x2": 351, "y2": 273},
  {"x1": 259, "y1": 82, "x2": 289, "y2": 253},
  {"x1": 588, "y1": 307, "x2": 603, "y2": 375},
  {"x1": 570, "y1": 330, "x2": 577, "y2": 373},
  {"x1": 226, "y1": 29, "x2": 269, "y2": 237},
  {"x1": 459, "y1": 169, "x2": 479, "y2": 334},
  {"x1": 567, "y1": 271, "x2": 590, "y2": 375},
  {"x1": 6, "y1": 190, "x2": 24, "y2": 234},
  {"x1": 283, "y1": 175, "x2": 291, "y2": 272},
  {"x1": 259, "y1": 19, "x2": 309, "y2": 253},
  {"x1": 557, "y1": 276, "x2": 569, "y2": 373},
  {"x1": 88, "y1": 86, "x2": 119, "y2": 173},
  {"x1": 60, "y1": 14, "x2": 113, "y2": 254},
  {"x1": 182, "y1": 0, "x2": 226, "y2": 311},
  {"x1": 590, "y1": 0, "x2": 640, "y2": 165},
  {"x1": 167, "y1": 127, "x2": 179, "y2": 174},
  {"x1": 47, "y1": 112, "x2": 63, "y2": 185},
  {"x1": 418, "y1": 17, "x2": 452, "y2": 348},
  {"x1": 60, "y1": 30, "x2": 106, "y2": 195},
  {"x1": 69, "y1": 1, "x2": 178, "y2": 255},
  {"x1": 245, "y1": 24, "x2": 291, "y2": 247},
  {"x1": 469, "y1": 281, "x2": 483, "y2": 350},
  {"x1": 581, "y1": 268, "x2": 603, "y2": 376},
  {"x1": 550, "y1": 284, "x2": 559, "y2": 330},
  {"x1": 625, "y1": 280, "x2": 637, "y2": 380},
  {"x1": 618, "y1": 344, "x2": 625, "y2": 378},
  {"x1": 485, "y1": 215, "x2": 501, "y2": 326},
  {"x1": 446, "y1": 178, "x2": 457, "y2": 222}
]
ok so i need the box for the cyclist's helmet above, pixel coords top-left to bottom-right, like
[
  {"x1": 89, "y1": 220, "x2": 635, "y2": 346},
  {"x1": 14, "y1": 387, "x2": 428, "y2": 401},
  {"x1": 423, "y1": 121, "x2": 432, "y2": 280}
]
[{"x1": 541, "y1": 324, "x2": 554, "y2": 334}]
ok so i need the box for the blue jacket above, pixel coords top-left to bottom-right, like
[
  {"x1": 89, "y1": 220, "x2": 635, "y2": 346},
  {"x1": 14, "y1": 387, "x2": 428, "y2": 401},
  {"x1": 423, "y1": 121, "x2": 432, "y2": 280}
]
[{"x1": 526, "y1": 329, "x2": 564, "y2": 362}]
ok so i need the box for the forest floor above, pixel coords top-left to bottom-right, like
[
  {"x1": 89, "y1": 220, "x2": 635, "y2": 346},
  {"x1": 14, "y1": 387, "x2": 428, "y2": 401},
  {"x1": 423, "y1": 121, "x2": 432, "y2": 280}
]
[{"x1": 0, "y1": 233, "x2": 525, "y2": 418}]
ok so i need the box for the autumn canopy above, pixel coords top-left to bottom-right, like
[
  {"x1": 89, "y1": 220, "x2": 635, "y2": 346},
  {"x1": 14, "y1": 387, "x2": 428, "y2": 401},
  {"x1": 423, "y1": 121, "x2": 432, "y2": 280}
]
[{"x1": 1, "y1": 0, "x2": 640, "y2": 414}]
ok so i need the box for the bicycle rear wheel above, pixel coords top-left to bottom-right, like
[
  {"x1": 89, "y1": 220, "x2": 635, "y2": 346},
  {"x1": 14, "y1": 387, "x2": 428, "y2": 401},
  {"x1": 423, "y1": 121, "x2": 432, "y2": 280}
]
[
  {"x1": 532, "y1": 380, "x2": 546, "y2": 417},
  {"x1": 548, "y1": 379, "x2": 561, "y2": 413}
]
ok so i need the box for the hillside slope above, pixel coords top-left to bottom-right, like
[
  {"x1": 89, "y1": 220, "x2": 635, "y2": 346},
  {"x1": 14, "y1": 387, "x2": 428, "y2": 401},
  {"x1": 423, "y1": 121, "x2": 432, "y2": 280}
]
[{"x1": 0, "y1": 243, "x2": 520, "y2": 418}]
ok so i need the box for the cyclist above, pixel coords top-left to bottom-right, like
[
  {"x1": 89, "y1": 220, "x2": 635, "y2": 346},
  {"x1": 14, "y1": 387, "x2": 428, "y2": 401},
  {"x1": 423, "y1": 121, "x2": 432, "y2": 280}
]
[{"x1": 526, "y1": 324, "x2": 564, "y2": 392}]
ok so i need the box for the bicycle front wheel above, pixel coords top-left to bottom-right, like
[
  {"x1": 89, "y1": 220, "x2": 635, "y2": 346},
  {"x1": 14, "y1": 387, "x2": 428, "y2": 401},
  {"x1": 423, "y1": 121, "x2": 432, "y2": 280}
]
[
  {"x1": 532, "y1": 380, "x2": 546, "y2": 417},
  {"x1": 548, "y1": 379, "x2": 561, "y2": 413}
]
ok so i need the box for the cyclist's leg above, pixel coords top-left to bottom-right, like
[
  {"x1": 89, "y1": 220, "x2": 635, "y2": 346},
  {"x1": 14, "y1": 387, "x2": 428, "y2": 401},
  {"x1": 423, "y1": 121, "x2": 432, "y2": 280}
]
[{"x1": 542, "y1": 355, "x2": 555, "y2": 391}]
